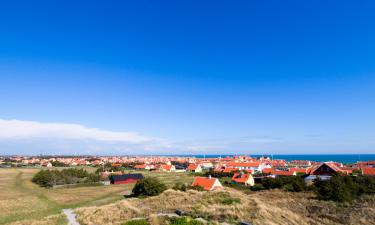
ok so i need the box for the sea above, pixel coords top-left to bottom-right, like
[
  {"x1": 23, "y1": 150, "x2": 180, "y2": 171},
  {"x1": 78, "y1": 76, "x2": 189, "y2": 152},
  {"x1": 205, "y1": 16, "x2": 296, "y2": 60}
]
[{"x1": 169, "y1": 154, "x2": 375, "y2": 164}]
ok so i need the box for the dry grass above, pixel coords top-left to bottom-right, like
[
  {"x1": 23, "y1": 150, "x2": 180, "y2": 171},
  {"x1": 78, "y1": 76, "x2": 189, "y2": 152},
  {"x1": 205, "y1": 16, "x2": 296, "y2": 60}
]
[
  {"x1": 7, "y1": 214, "x2": 67, "y2": 225},
  {"x1": 75, "y1": 188, "x2": 375, "y2": 225},
  {"x1": 0, "y1": 168, "x2": 130, "y2": 224},
  {"x1": 0, "y1": 168, "x2": 195, "y2": 225}
]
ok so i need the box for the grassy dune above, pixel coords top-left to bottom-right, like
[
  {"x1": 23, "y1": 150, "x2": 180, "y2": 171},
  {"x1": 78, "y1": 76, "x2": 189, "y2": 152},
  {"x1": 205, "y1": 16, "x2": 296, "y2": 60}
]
[{"x1": 75, "y1": 188, "x2": 375, "y2": 225}]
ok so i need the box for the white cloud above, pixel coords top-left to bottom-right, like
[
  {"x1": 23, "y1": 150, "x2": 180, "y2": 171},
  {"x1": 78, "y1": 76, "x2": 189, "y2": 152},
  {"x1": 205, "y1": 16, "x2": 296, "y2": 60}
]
[
  {"x1": 0, "y1": 119, "x2": 163, "y2": 144},
  {"x1": 1, "y1": 119, "x2": 373, "y2": 155}
]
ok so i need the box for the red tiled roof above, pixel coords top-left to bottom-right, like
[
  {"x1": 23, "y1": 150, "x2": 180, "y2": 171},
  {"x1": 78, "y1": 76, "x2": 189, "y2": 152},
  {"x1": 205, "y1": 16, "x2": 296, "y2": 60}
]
[
  {"x1": 226, "y1": 162, "x2": 260, "y2": 167},
  {"x1": 160, "y1": 164, "x2": 173, "y2": 171},
  {"x1": 223, "y1": 167, "x2": 239, "y2": 173},
  {"x1": 134, "y1": 164, "x2": 148, "y2": 169},
  {"x1": 362, "y1": 167, "x2": 375, "y2": 176},
  {"x1": 290, "y1": 167, "x2": 310, "y2": 174},
  {"x1": 262, "y1": 168, "x2": 274, "y2": 174},
  {"x1": 232, "y1": 173, "x2": 251, "y2": 183},
  {"x1": 191, "y1": 177, "x2": 219, "y2": 191},
  {"x1": 272, "y1": 170, "x2": 296, "y2": 176},
  {"x1": 187, "y1": 164, "x2": 200, "y2": 171}
]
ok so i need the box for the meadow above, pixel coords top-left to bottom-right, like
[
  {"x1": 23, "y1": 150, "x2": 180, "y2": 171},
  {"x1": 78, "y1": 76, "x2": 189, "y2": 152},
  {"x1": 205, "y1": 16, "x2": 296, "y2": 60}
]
[{"x1": 0, "y1": 167, "x2": 193, "y2": 225}]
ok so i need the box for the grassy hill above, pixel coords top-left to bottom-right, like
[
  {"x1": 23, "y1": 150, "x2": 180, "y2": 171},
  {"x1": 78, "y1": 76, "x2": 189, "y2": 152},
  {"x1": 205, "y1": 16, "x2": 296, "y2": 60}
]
[{"x1": 75, "y1": 188, "x2": 375, "y2": 225}]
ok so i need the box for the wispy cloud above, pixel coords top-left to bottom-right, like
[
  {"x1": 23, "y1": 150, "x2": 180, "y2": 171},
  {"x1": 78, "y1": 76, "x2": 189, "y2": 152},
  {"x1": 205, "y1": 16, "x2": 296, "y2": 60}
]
[
  {"x1": 0, "y1": 119, "x2": 174, "y2": 155},
  {"x1": 0, "y1": 119, "x2": 162, "y2": 144},
  {"x1": 0, "y1": 119, "x2": 285, "y2": 155},
  {"x1": 1, "y1": 119, "x2": 373, "y2": 155}
]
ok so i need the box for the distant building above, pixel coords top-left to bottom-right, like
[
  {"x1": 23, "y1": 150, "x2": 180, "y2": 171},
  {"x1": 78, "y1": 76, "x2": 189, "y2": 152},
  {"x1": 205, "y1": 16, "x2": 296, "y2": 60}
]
[
  {"x1": 272, "y1": 170, "x2": 296, "y2": 176},
  {"x1": 134, "y1": 164, "x2": 153, "y2": 170},
  {"x1": 231, "y1": 172, "x2": 254, "y2": 186},
  {"x1": 187, "y1": 164, "x2": 202, "y2": 173},
  {"x1": 109, "y1": 174, "x2": 144, "y2": 184},
  {"x1": 311, "y1": 162, "x2": 347, "y2": 176},
  {"x1": 41, "y1": 162, "x2": 52, "y2": 167},
  {"x1": 191, "y1": 177, "x2": 223, "y2": 191},
  {"x1": 158, "y1": 164, "x2": 176, "y2": 172},
  {"x1": 225, "y1": 162, "x2": 269, "y2": 172}
]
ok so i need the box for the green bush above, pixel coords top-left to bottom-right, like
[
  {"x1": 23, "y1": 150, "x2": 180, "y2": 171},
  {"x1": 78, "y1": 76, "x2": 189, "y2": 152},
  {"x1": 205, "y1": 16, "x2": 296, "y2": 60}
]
[
  {"x1": 173, "y1": 182, "x2": 187, "y2": 192},
  {"x1": 123, "y1": 219, "x2": 149, "y2": 225},
  {"x1": 205, "y1": 170, "x2": 236, "y2": 178},
  {"x1": 168, "y1": 217, "x2": 202, "y2": 225},
  {"x1": 188, "y1": 185, "x2": 204, "y2": 191},
  {"x1": 250, "y1": 184, "x2": 266, "y2": 191},
  {"x1": 51, "y1": 161, "x2": 69, "y2": 167},
  {"x1": 261, "y1": 176, "x2": 306, "y2": 192},
  {"x1": 32, "y1": 168, "x2": 100, "y2": 188},
  {"x1": 132, "y1": 177, "x2": 166, "y2": 197},
  {"x1": 221, "y1": 196, "x2": 241, "y2": 205},
  {"x1": 314, "y1": 174, "x2": 375, "y2": 202}
]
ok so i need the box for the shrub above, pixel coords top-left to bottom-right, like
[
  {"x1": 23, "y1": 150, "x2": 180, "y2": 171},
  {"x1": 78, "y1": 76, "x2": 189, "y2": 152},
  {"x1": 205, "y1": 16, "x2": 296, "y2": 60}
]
[
  {"x1": 168, "y1": 217, "x2": 202, "y2": 225},
  {"x1": 32, "y1": 170, "x2": 56, "y2": 188},
  {"x1": 314, "y1": 174, "x2": 375, "y2": 202},
  {"x1": 123, "y1": 219, "x2": 149, "y2": 225},
  {"x1": 51, "y1": 161, "x2": 69, "y2": 167},
  {"x1": 32, "y1": 168, "x2": 99, "y2": 188},
  {"x1": 250, "y1": 184, "x2": 266, "y2": 191},
  {"x1": 261, "y1": 176, "x2": 306, "y2": 192},
  {"x1": 188, "y1": 185, "x2": 204, "y2": 191},
  {"x1": 221, "y1": 197, "x2": 241, "y2": 205},
  {"x1": 173, "y1": 182, "x2": 187, "y2": 192},
  {"x1": 205, "y1": 170, "x2": 236, "y2": 178},
  {"x1": 132, "y1": 177, "x2": 166, "y2": 197}
]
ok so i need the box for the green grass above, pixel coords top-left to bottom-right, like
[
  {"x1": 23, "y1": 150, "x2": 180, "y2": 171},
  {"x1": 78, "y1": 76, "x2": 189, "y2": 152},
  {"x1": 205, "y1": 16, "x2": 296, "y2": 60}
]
[
  {"x1": 0, "y1": 168, "x2": 129, "y2": 224},
  {"x1": 0, "y1": 168, "x2": 195, "y2": 225}
]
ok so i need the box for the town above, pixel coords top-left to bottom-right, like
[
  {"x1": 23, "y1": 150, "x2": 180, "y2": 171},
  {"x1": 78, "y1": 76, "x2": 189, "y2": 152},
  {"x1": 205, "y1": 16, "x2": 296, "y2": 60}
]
[{"x1": 2, "y1": 155, "x2": 375, "y2": 188}]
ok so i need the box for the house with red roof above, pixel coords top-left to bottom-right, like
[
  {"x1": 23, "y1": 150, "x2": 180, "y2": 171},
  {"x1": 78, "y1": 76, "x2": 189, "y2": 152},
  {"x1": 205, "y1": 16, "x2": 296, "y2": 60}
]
[
  {"x1": 262, "y1": 168, "x2": 274, "y2": 174},
  {"x1": 361, "y1": 167, "x2": 375, "y2": 176},
  {"x1": 158, "y1": 164, "x2": 176, "y2": 172},
  {"x1": 311, "y1": 162, "x2": 347, "y2": 176},
  {"x1": 272, "y1": 170, "x2": 296, "y2": 176},
  {"x1": 225, "y1": 161, "x2": 270, "y2": 172},
  {"x1": 223, "y1": 167, "x2": 239, "y2": 173},
  {"x1": 191, "y1": 176, "x2": 223, "y2": 191},
  {"x1": 231, "y1": 172, "x2": 254, "y2": 186},
  {"x1": 290, "y1": 167, "x2": 311, "y2": 174},
  {"x1": 134, "y1": 164, "x2": 153, "y2": 170},
  {"x1": 187, "y1": 164, "x2": 202, "y2": 173},
  {"x1": 41, "y1": 161, "x2": 52, "y2": 167}
]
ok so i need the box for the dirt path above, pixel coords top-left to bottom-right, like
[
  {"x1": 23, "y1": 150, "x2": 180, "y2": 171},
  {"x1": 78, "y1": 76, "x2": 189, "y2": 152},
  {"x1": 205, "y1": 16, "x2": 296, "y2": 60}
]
[{"x1": 63, "y1": 209, "x2": 80, "y2": 225}]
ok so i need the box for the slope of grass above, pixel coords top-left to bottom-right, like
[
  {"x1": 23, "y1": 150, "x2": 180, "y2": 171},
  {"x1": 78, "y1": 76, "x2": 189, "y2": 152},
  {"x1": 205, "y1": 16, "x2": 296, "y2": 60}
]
[
  {"x1": 75, "y1": 188, "x2": 375, "y2": 225},
  {"x1": 0, "y1": 168, "x2": 130, "y2": 224},
  {"x1": 0, "y1": 168, "x2": 195, "y2": 225}
]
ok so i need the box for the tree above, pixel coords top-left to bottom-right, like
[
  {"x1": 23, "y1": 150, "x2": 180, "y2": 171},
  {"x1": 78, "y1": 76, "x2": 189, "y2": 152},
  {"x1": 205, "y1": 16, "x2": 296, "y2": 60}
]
[{"x1": 132, "y1": 177, "x2": 166, "y2": 197}]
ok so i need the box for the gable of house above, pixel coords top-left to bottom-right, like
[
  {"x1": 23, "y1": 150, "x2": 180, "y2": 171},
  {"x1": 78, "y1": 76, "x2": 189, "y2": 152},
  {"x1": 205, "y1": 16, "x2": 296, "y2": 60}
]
[
  {"x1": 191, "y1": 177, "x2": 223, "y2": 190},
  {"x1": 311, "y1": 163, "x2": 343, "y2": 175}
]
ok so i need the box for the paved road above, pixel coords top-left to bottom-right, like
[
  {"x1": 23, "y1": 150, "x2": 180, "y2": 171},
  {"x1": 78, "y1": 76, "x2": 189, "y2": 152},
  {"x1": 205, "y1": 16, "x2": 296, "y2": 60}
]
[{"x1": 63, "y1": 209, "x2": 80, "y2": 225}]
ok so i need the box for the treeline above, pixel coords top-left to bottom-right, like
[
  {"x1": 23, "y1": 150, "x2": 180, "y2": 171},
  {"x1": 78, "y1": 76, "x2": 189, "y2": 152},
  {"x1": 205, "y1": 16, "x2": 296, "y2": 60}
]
[{"x1": 32, "y1": 168, "x2": 100, "y2": 188}]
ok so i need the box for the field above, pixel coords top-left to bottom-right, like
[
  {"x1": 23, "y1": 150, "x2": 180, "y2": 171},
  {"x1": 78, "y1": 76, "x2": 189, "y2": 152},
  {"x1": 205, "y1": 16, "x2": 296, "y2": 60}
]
[{"x1": 0, "y1": 168, "x2": 193, "y2": 225}]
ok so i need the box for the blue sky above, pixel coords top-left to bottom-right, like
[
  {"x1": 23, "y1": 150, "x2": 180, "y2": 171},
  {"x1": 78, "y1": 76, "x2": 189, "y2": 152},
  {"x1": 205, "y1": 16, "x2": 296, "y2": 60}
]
[{"x1": 0, "y1": 1, "x2": 375, "y2": 155}]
